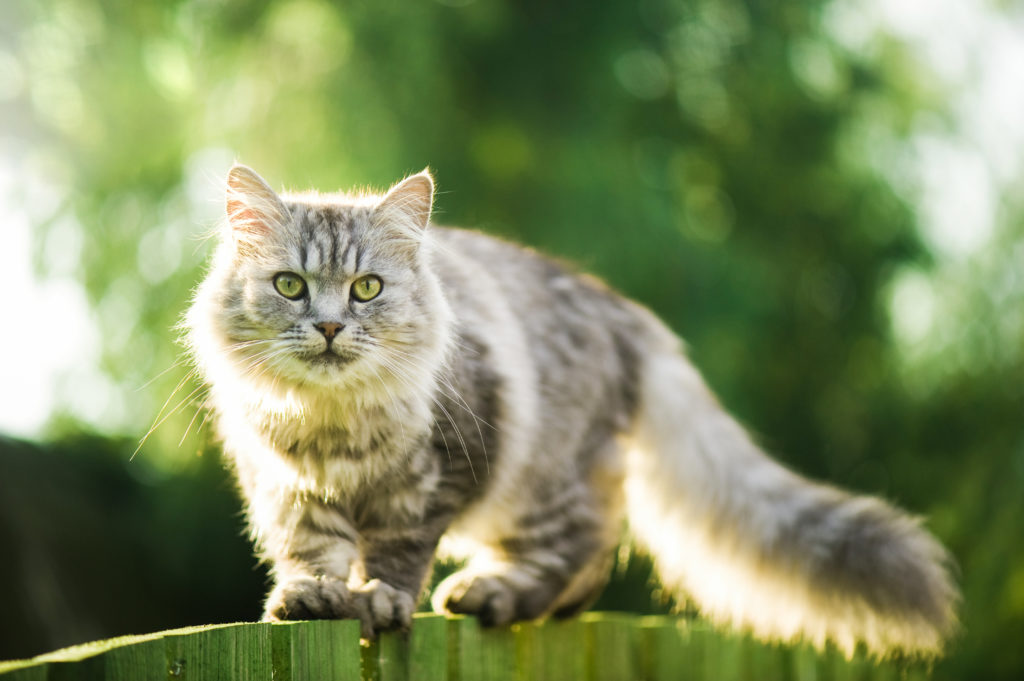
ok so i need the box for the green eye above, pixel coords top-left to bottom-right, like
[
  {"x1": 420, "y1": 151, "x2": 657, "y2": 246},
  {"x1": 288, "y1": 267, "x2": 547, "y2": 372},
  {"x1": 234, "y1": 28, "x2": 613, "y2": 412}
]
[
  {"x1": 351, "y1": 275, "x2": 383, "y2": 302},
  {"x1": 273, "y1": 272, "x2": 307, "y2": 299}
]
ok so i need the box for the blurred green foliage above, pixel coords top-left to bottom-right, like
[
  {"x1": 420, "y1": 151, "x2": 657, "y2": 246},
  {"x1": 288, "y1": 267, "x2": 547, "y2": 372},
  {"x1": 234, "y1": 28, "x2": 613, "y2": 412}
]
[
  {"x1": 0, "y1": 435, "x2": 265, "y2": 658},
  {"x1": 1, "y1": 0, "x2": 1023, "y2": 678}
]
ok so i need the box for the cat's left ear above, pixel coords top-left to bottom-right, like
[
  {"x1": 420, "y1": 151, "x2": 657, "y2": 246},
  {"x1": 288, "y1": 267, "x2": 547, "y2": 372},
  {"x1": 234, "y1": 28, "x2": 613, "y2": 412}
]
[{"x1": 373, "y1": 169, "x2": 435, "y2": 239}]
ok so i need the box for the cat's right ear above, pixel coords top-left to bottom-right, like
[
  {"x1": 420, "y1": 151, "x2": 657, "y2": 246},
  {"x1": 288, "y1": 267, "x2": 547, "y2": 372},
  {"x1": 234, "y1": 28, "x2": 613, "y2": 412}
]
[
  {"x1": 371, "y1": 170, "x2": 435, "y2": 257},
  {"x1": 225, "y1": 164, "x2": 289, "y2": 253}
]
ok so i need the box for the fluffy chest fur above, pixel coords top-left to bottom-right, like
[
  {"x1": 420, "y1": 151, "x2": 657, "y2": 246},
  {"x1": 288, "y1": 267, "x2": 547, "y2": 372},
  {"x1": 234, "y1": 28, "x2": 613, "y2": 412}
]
[
  {"x1": 250, "y1": 394, "x2": 427, "y2": 468},
  {"x1": 222, "y1": 388, "x2": 442, "y2": 521}
]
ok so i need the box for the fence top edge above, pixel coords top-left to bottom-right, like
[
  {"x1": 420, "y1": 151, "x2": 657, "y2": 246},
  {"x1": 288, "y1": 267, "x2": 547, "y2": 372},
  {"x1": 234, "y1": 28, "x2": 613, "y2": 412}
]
[
  {"x1": 411, "y1": 612, "x2": 450, "y2": 623},
  {"x1": 0, "y1": 658, "x2": 40, "y2": 674},
  {"x1": 8, "y1": 621, "x2": 266, "y2": 669},
  {"x1": 579, "y1": 612, "x2": 642, "y2": 625},
  {"x1": 160, "y1": 621, "x2": 270, "y2": 641}
]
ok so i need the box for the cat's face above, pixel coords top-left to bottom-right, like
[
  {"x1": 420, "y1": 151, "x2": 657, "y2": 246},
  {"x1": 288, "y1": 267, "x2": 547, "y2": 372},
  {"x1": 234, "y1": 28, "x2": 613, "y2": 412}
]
[{"x1": 193, "y1": 166, "x2": 450, "y2": 397}]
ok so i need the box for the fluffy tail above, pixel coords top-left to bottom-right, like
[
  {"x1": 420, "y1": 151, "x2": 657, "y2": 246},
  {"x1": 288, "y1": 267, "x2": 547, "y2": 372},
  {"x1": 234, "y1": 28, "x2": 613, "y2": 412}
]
[{"x1": 624, "y1": 330, "x2": 958, "y2": 658}]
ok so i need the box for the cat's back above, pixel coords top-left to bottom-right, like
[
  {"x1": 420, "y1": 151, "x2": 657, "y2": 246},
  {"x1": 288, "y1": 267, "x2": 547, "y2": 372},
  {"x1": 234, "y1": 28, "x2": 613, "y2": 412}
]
[
  {"x1": 431, "y1": 226, "x2": 632, "y2": 325},
  {"x1": 430, "y1": 226, "x2": 649, "y2": 425}
]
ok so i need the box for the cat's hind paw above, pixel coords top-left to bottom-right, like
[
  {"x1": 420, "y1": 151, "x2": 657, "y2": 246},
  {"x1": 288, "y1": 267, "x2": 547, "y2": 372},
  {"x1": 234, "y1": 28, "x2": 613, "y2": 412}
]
[{"x1": 432, "y1": 569, "x2": 556, "y2": 627}]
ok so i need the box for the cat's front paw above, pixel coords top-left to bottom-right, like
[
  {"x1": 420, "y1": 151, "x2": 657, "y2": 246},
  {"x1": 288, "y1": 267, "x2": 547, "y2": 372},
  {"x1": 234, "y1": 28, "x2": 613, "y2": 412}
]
[
  {"x1": 263, "y1": 576, "x2": 357, "y2": 621},
  {"x1": 352, "y1": 579, "x2": 415, "y2": 639}
]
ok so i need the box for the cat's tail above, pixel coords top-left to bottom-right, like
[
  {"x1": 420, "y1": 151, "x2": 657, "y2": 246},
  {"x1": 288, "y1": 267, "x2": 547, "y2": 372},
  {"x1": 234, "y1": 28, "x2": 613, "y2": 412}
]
[{"x1": 623, "y1": 321, "x2": 959, "y2": 659}]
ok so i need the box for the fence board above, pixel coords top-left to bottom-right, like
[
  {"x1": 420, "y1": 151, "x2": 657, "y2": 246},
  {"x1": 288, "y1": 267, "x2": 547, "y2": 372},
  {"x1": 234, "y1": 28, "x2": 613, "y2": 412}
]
[
  {"x1": 164, "y1": 623, "x2": 272, "y2": 681},
  {"x1": 478, "y1": 624, "x2": 518, "y2": 681},
  {"x1": 44, "y1": 658, "x2": 105, "y2": 681},
  {"x1": 409, "y1": 614, "x2": 448, "y2": 680},
  {"x1": 376, "y1": 629, "x2": 410, "y2": 681},
  {"x1": 533, "y1": 618, "x2": 588, "y2": 681},
  {"x1": 0, "y1": 613, "x2": 932, "y2": 681},
  {"x1": 582, "y1": 613, "x2": 636, "y2": 681},
  {"x1": 0, "y1": 666, "x2": 47, "y2": 681},
  {"x1": 638, "y1": 617, "x2": 689, "y2": 681},
  {"x1": 0, "y1": 664, "x2": 47, "y2": 681},
  {"x1": 97, "y1": 637, "x2": 166, "y2": 681},
  {"x1": 272, "y1": 619, "x2": 361, "y2": 681}
]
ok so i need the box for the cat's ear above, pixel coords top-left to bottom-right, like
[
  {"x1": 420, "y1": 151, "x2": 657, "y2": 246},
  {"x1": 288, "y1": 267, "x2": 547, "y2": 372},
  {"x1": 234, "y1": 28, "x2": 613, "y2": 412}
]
[
  {"x1": 225, "y1": 164, "x2": 289, "y2": 252},
  {"x1": 373, "y1": 170, "x2": 435, "y2": 245}
]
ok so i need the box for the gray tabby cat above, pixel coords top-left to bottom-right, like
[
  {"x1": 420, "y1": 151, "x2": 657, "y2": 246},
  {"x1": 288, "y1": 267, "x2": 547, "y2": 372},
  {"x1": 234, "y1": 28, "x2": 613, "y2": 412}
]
[{"x1": 185, "y1": 164, "x2": 958, "y2": 657}]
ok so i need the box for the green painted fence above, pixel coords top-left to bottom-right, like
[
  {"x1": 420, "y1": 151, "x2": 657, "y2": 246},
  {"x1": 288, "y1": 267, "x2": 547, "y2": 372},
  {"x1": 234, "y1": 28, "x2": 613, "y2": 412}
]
[{"x1": 0, "y1": 613, "x2": 929, "y2": 681}]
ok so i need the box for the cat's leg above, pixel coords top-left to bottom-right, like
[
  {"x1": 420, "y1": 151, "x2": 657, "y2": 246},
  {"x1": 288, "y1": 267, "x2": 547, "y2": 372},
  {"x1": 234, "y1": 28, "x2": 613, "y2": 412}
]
[
  {"x1": 432, "y1": 476, "x2": 623, "y2": 626},
  {"x1": 340, "y1": 519, "x2": 447, "y2": 637},
  {"x1": 261, "y1": 498, "x2": 450, "y2": 637},
  {"x1": 549, "y1": 549, "x2": 619, "y2": 618},
  {"x1": 259, "y1": 498, "x2": 363, "y2": 621}
]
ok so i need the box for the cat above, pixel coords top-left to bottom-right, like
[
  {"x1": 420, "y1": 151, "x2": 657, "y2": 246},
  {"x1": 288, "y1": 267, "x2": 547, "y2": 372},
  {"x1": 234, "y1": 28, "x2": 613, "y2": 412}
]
[{"x1": 184, "y1": 163, "x2": 958, "y2": 658}]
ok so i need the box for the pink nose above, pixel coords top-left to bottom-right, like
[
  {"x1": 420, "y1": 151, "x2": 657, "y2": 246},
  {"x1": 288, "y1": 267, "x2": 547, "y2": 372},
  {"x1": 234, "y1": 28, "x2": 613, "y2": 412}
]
[{"x1": 315, "y1": 322, "x2": 343, "y2": 341}]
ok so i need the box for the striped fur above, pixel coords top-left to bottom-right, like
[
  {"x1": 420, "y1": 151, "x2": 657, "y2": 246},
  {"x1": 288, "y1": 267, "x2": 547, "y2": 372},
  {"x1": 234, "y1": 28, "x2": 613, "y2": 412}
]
[{"x1": 184, "y1": 164, "x2": 958, "y2": 654}]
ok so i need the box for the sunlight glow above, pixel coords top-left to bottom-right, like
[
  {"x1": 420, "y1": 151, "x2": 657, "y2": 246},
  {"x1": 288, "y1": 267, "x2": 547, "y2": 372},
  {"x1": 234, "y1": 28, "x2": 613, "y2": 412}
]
[{"x1": 0, "y1": 159, "x2": 101, "y2": 436}]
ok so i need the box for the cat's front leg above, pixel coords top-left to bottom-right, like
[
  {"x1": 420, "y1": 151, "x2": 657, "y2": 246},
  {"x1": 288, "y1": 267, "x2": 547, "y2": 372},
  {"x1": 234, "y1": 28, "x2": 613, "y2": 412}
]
[
  {"x1": 351, "y1": 519, "x2": 449, "y2": 638},
  {"x1": 258, "y1": 499, "x2": 362, "y2": 622}
]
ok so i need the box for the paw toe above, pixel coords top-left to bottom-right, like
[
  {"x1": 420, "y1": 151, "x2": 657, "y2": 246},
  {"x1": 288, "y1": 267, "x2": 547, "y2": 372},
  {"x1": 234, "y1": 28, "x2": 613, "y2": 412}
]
[
  {"x1": 354, "y1": 579, "x2": 415, "y2": 638},
  {"x1": 435, "y1": 573, "x2": 518, "y2": 626},
  {"x1": 264, "y1": 576, "x2": 353, "y2": 621}
]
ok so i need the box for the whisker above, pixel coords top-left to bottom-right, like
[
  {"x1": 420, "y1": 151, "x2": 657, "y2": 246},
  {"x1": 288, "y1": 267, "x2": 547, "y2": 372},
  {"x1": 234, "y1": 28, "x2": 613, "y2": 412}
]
[
  {"x1": 380, "y1": 347, "x2": 492, "y2": 475},
  {"x1": 178, "y1": 392, "x2": 213, "y2": 447},
  {"x1": 135, "y1": 357, "x2": 189, "y2": 392},
  {"x1": 133, "y1": 377, "x2": 207, "y2": 461},
  {"x1": 367, "y1": 366, "x2": 409, "y2": 457},
  {"x1": 376, "y1": 354, "x2": 478, "y2": 483}
]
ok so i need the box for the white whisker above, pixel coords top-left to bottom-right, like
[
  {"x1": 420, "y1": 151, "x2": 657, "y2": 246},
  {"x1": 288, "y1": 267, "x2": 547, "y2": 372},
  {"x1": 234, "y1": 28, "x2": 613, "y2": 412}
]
[
  {"x1": 380, "y1": 345, "x2": 491, "y2": 475},
  {"x1": 374, "y1": 353, "x2": 477, "y2": 483}
]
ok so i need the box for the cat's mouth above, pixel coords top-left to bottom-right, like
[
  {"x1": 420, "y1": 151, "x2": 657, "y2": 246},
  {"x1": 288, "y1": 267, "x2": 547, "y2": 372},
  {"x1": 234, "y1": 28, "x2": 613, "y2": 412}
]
[{"x1": 302, "y1": 349, "x2": 358, "y2": 367}]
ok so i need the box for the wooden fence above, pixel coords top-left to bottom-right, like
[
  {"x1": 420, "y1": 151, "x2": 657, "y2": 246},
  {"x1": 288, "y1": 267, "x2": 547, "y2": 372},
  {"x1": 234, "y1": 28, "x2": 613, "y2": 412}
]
[{"x1": 0, "y1": 613, "x2": 929, "y2": 681}]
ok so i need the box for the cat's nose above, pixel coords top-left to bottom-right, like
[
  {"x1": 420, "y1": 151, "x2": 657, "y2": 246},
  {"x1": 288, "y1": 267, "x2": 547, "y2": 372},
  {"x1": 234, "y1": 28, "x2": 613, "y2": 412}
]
[{"x1": 315, "y1": 321, "x2": 343, "y2": 342}]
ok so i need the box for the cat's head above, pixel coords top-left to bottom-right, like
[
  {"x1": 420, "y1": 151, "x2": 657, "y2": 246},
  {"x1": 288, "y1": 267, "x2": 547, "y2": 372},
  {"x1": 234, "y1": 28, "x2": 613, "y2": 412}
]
[{"x1": 187, "y1": 164, "x2": 453, "y2": 404}]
